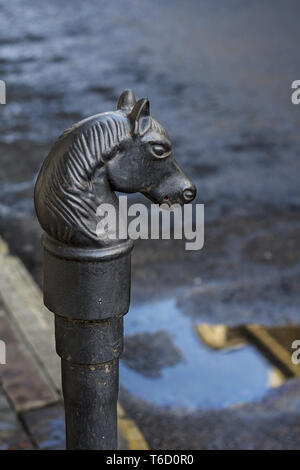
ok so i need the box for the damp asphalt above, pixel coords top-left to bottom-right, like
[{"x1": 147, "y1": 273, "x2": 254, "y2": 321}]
[{"x1": 0, "y1": 0, "x2": 300, "y2": 449}]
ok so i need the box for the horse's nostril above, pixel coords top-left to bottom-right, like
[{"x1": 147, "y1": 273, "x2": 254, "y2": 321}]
[{"x1": 183, "y1": 188, "x2": 195, "y2": 201}]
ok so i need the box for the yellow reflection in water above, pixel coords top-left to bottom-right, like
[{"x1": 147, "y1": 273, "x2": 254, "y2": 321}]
[{"x1": 195, "y1": 323, "x2": 300, "y2": 386}]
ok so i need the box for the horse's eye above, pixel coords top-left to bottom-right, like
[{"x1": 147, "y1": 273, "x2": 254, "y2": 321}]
[{"x1": 151, "y1": 144, "x2": 170, "y2": 158}]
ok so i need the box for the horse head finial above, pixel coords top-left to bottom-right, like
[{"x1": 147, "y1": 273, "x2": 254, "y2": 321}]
[{"x1": 35, "y1": 90, "x2": 196, "y2": 247}]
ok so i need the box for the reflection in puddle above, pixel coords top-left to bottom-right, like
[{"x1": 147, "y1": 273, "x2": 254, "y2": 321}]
[{"x1": 120, "y1": 298, "x2": 300, "y2": 410}]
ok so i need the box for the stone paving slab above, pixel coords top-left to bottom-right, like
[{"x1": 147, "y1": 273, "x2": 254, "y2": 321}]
[
  {"x1": 21, "y1": 404, "x2": 65, "y2": 450},
  {"x1": 0, "y1": 307, "x2": 58, "y2": 412},
  {"x1": 0, "y1": 237, "x2": 61, "y2": 393},
  {"x1": 0, "y1": 391, "x2": 33, "y2": 450}
]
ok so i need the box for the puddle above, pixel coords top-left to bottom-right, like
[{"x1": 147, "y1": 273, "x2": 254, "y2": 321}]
[{"x1": 120, "y1": 298, "x2": 298, "y2": 410}]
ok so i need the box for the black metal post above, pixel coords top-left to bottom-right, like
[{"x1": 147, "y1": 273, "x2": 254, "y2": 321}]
[
  {"x1": 34, "y1": 89, "x2": 196, "y2": 450},
  {"x1": 42, "y1": 235, "x2": 132, "y2": 450}
]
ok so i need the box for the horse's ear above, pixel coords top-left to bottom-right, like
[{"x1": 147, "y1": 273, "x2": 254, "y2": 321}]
[
  {"x1": 129, "y1": 98, "x2": 150, "y2": 134},
  {"x1": 117, "y1": 89, "x2": 136, "y2": 112}
]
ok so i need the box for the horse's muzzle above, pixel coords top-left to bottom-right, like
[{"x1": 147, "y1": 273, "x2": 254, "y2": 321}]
[{"x1": 142, "y1": 180, "x2": 196, "y2": 207}]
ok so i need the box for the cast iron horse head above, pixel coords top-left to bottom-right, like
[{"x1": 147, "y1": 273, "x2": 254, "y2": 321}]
[{"x1": 34, "y1": 90, "x2": 196, "y2": 247}]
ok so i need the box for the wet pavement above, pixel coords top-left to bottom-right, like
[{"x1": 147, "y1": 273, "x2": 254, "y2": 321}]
[{"x1": 1, "y1": 0, "x2": 300, "y2": 449}]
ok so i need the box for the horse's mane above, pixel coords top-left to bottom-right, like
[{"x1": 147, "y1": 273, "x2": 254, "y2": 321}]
[
  {"x1": 37, "y1": 112, "x2": 131, "y2": 243},
  {"x1": 53, "y1": 112, "x2": 131, "y2": 187}
]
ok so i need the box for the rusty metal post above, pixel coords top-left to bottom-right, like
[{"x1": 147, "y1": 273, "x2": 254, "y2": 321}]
[{"x1": 34, "y1": 89, "x2": 196, "y2": 449}]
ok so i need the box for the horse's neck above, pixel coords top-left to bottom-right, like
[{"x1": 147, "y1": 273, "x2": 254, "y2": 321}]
[
  {"x1": 89, "y1": 166, "x2": 125, "y2": 246},
  {"x1": 92, "y1": 166, "x2": 119, "y2": 211}
]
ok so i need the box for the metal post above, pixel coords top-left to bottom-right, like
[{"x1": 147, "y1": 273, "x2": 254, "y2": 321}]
[
  {"x1": 42, "y1": 235, "x2": 132, "y2": 449},
  {"x1": 34, "y1": 89, "x2": 196, "y2": 449}
]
